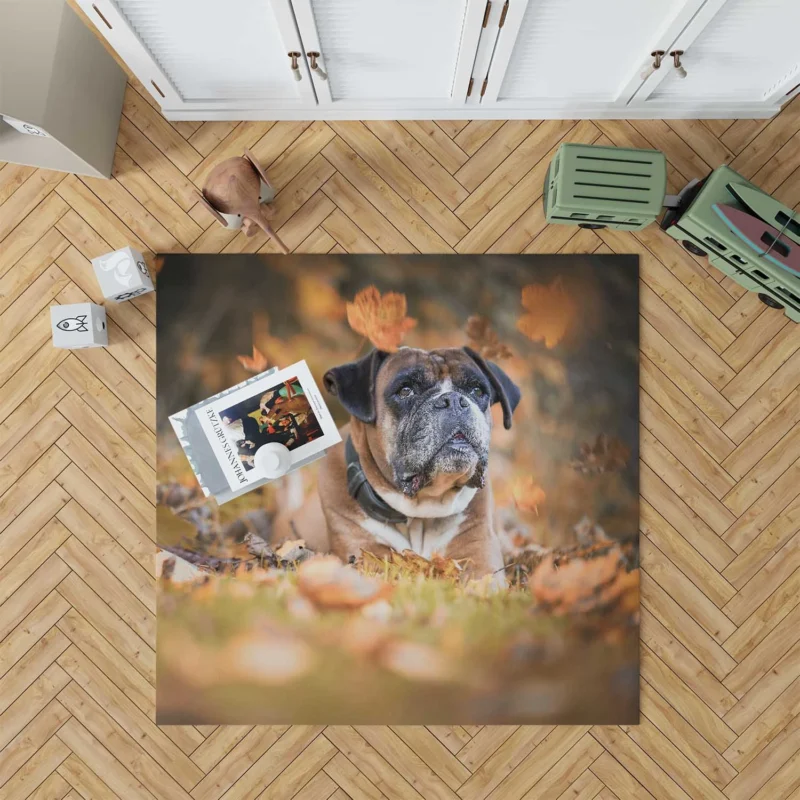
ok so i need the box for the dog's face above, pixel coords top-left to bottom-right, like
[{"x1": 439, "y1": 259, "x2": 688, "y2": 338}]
[{"x1": 324, "y1": 347, "x2": 520, "y2": 499}]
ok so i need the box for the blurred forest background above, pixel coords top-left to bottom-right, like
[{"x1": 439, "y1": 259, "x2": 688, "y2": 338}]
[{"x1": 155, "y1": 254, "x2": 640, "y2": 725}]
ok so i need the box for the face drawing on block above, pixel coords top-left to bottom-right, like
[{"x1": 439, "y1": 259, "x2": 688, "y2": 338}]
[
  {"x1": 57, "y1": 315, "x2": 89, "y2": 333},
  {"x1": 101, "y1": 251, "x2": 136, "y2": 288}
]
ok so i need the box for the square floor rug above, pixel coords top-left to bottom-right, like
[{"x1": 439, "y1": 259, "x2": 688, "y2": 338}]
[{"x1": 156, "y1": 253, "x2": 639, "y2": 725}]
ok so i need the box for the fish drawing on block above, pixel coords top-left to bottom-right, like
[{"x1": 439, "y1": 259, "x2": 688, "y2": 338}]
[
  {"x1": 712, "y1": 204, "x2": 800, "y2": 276},
  {"x1": 57, "y1": 315, "x2": 89, "y2": 332}
]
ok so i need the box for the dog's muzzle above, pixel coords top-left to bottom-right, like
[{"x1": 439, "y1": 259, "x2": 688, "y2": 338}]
[{"x1": 393, "y1": 390, "x2": 490, "y2": 498}]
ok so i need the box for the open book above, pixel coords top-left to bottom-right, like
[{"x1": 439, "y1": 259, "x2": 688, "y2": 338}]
[{"x1": 169, "y1": 360, "x2": 341, "y2": 504}]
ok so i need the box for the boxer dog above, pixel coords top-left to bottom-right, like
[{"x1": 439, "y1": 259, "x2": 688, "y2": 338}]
[{"x1": 293, "y1": 346, "x2": 520, "y2": 581}]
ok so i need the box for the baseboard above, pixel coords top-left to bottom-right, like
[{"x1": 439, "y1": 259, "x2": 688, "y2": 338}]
[{"x1": 163, "y1": 103, "x2": 780, "y2": 122}]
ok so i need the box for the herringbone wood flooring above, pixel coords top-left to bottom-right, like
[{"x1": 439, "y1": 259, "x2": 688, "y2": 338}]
[{"x1": 3, "y1": 69, "x2": 800, "y2": 799}]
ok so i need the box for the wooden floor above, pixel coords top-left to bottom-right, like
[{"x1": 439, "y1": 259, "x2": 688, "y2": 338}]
[{"x1": 2, "y1": 80, "x2": 800, "y2": 800}]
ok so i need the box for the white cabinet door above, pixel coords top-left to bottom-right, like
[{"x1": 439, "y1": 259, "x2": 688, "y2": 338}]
[
  {"x1": 480, "y1": 0, "x2": 707, "y2": 110},
  {"x1": 289, "y1": 0, "x2": 486, "y2": 108},
  {"x1": 632, "y1": 0, "x2": 800, "y2": 110},
  {"x1": 75, "y1": 0, "x2": 316, "y2": 113}
]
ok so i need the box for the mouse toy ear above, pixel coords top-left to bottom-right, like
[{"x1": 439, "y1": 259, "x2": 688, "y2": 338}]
[
  {"x1": 195, "y1": 190, "x2": 229, "y2": 228},
  {"x1": 463, "y1": 346, "x2": 521, "y2": 430},
  {"x1": 323, "y1": 350, "x2": 389, "y2": 424}
]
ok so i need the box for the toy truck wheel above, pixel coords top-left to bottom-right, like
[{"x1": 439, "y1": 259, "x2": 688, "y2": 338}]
[
  {"x1": 682, "y1": 240, "x2": 707, "y2": 257},
  {"x1": 578, "y1": 223, "x2": 607, "y2": 229},
  {"x1": 758, "y1": 293, "x2": 784, "y2": 310}
]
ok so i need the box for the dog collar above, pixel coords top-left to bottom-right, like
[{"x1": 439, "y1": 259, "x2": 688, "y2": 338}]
[{"x1": 345, "y1": 436, "x2": 408, "y2": 526}]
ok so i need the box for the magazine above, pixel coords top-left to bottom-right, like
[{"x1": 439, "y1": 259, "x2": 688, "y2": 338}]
[{"x1": 169, "y1": 360, "x2": 341, "y2": 504}]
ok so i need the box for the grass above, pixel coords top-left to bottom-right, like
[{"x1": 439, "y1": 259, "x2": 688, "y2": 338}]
[{"x1": 156, "y1": 556, "x2": 639, "y2": 725}]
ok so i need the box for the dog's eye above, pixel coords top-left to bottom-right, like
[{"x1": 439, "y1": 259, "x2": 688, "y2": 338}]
[
  {"x1": 397, "y1": 384, "x2": 414, "y2": 398},
  {"x1": 470, "y1": 385, "x2": 487, "y2": 398}
]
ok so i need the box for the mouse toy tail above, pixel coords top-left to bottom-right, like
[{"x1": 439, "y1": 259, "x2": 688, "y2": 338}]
[{"x1": 255, "y1": 210, "x2": 290, "y2": 254}]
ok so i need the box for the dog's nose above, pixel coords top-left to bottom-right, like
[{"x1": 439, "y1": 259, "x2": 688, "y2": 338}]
[{"x1": 432, "y1": 391, "x2": 469, "y2": 410}]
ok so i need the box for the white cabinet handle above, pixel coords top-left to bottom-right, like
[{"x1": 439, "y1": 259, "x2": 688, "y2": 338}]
[
  {"x1": 670, "y1": 50, "x2": 687, "y2": 79},
  {"x1": 307, "y1": 52, "x2": 328, "y2": 81},
  {"x1": 640, "y1": 50, "x2": 665, "y2": 81},
  {"x1": 288, "y1": 52, "x2": 302, "y2": 81}
]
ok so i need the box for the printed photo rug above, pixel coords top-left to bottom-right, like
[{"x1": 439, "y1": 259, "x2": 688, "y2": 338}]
[{"x1": 155, "y1": 253, "x2": 640, "y2": 725}]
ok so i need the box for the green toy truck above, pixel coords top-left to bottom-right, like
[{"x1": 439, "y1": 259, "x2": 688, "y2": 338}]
[
  {"x1": 660, "y1": 165, "x2": 800, "y2": 323},
  {"x1": 544, "y1": 143, "x2": 800, "y2": 322}
]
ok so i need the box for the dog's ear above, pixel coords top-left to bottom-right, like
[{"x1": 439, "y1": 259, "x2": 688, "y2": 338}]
[
  {"x1": 463, "y1": 346, "x2": 521, "y2": 430},
  {"x1": 323, "y1": 350, "x2": 388, "y2": 424}
]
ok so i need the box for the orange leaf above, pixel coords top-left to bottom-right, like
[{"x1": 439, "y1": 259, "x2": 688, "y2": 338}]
[
  {"x1": 341, "y1": 615, "x2": 390, "y2": 657},
  {"x1": 465, "y1": 315, "x2": 512, "y2": 361},
  {"x1": 516, "y1": 278, "x2": 576, "y2": 349},
  {"x1": 530, "y1": 543, "x2": 639, "y2": 616},
  {"x1": 296, "y1": 276, "x2": 346, "y2": 322},
  {"x1": 275, "y1": 538, "x2": 309, "y2": 562},
  {"x1": 512, "y1": 476, "x2": 546, "y2": 515},
  {"x1": 297, "y1": 555, "x2": 393, "y2": 610},
  {"x1": 346, "y1": 286, "x2": 417, "y2": 352},
  {"x1": 237, "y1": 346, "x2": 268, "y2": 373},
  {"x1": 225, "y1": 631, "x2": 314, "y2": 685},
  {"x1": 379, "y1": 640, "x2": 452, "y2": 682},
  {"x1": 571, "y1": 433, "x2": 631, "y2": 474}
]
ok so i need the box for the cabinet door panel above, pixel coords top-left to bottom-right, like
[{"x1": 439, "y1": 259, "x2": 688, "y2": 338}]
[
  {"x1": 484, "y1": 0, "x2": 704, "y2": 105},
  {"x1": 647, "y1": 0, "x2": 800, "y2": 104},
  {"x1": 77, "y1": 0, "x2": 315, "y2": 109},
  {"x1": 292, "y1": 0, "x2": 484, "y2": 105}
]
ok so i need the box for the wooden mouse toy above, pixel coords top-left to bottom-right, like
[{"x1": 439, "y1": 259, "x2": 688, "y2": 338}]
[{"x1": 197, "y1": 148, "x2": 289, "y2": 253}]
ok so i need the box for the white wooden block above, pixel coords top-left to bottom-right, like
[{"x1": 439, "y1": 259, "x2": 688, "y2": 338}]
[
  {"x1": 91, "y1": 246, "x2": 154, "y2": 302},
  {"x1": 1, "y1": 115, "x2": 50, "y2": 137},
  {"x1": 50, "y1": 302, "x2": 107, "y2": 349}
]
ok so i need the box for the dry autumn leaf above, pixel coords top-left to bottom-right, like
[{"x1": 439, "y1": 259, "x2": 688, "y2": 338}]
[
  {"x1": 156, "y1": 481, "x2": 203, "y2": 510},
  {"x1": 428, "y1": 553, "x2": 465, "y2": 580},
  {"x1": 244, "y1": 532, "x2": 277, "y2": 564},
  {"x1": 512, "y1": 476, "x2": 546, "y2": 515},
  {"x1": 341, "y1": 615, "x2": 391, "y2": 657},
  {"x1": 225, "y1": 630, "x2": 314, "y2": 685},
  {"x1": 530, "y1": 542, "x2": 639, "y2": 616},
  {"x1": 511, "y1": 531, "x2": 531, "y2": 549},
  {"x1": 574, "y1": 515, "x2": 611, "y2": 546},
  {"x1": 380, "y1": 640, "x2": 452, "y2": 682},
  {"x1": 296, "y1": 276, "x2": 346, "y2": 322},
  {"x1": 571, "y1": 433, "x2": 631, "y2": 474},
  {"x1": 361, "y1": 549, "x2": 466, "y2": 582},
  {"x1": 465, "y1": 315, "x2": 512, "y2": 361},
  {"x1": 156, "y1": 550, "x2": 202, "y2": 584},
  {"x1": 286, "y1": 595, "x2": 317, "y2": 620},
  {"x1": 236, "y1": 346, "x2": 269, "y2": 373},
  {"x1": 517, "y1": 278, "x2": 577, "y2": 348},
  {"x1": 297, "y1": 555, "x2": 393, "y2": 610},
  {"x1": 360, "y1": 550, "x2": 391, "y2": 576},
  {"x1": 346, "y1": 285, "x2": 417, "y2": 352},
  {"x1": 391, "y1": 549, "x2": 432, "y2": 575},
  {"x1": 275, "y1": 538, "x2": 313, "y2": 564},
  {"x1": 362, "y1": 598, "x2": 393, "y2": 623}
]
